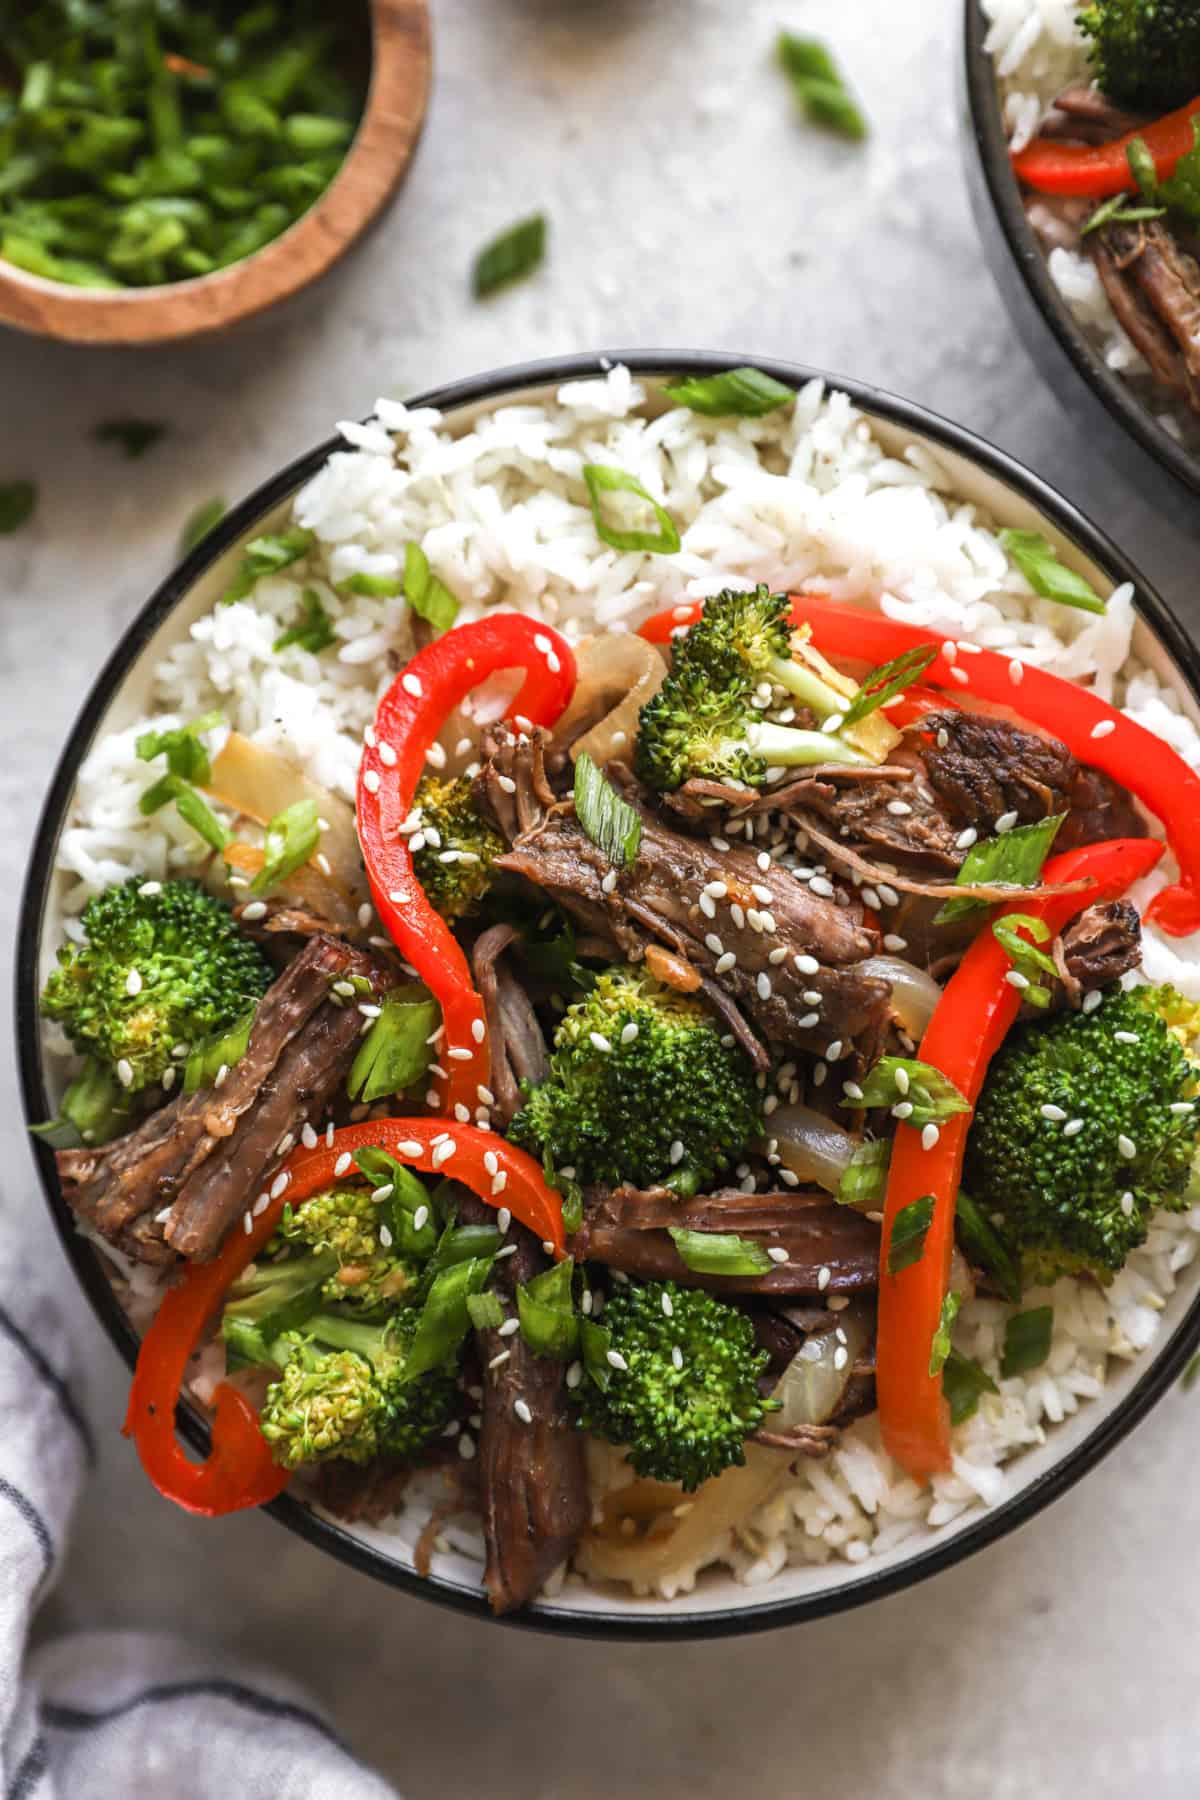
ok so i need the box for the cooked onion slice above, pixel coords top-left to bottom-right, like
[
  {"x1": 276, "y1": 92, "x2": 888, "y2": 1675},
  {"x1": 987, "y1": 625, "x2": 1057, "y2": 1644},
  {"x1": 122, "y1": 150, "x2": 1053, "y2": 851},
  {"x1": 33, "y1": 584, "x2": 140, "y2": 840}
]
[
  {"x1": 770, "y1": 1103, "x2": 856, "y2": 1193},
  {"x1": 857, "y1": 954, "x2": 942, "y2": 1038},
  {"x1": 553, "y1": 634, "x2": 666, "y2": 767},
  {"x1": 772, "y1": 1301, "x2": 872, "y2": 1431}
]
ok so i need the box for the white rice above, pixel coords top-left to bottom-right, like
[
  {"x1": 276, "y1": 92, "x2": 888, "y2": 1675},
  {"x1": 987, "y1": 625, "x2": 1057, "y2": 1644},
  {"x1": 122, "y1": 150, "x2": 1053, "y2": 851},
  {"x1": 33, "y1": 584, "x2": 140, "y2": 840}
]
[
  {"x1": 981, "y1": 0, "x2": 1198, "y2": 446},
  {"x1": 47, "y1": 368, "x2": 1200, "y2": 1601}
]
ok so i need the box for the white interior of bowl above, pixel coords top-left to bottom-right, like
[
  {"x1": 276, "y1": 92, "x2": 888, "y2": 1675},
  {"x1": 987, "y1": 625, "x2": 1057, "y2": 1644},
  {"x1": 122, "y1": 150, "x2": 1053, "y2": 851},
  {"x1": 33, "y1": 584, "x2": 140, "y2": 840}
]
[{"x1": 31, "y1": 376, "x2": 1200, "y2": 1624}]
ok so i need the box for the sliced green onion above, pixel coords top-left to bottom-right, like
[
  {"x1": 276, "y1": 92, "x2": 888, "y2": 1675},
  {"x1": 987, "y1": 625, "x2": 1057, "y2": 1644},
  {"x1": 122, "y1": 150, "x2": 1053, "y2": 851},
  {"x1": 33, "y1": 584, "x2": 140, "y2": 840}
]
[
  {"x1": 992, "y1": 912, "x2": 1059, "y2": 1010},
  {"x1": 1081, "y1": 192, "x2": 1166, "y2": 236},
  {"x1": 668, "y1": 1227, "x2": 773, "y2": 1276},
  {"x1": 1001, "y1": 1305, "x2": 1053, "y2": 1378},
  {"x1": 473, "y1": 213, "x2": 546, "y2": 297},
  {"x1": 955, "y1": 1191, "x2": 1022, "y2": 1305},
  {"x1": 405, "y1": 1257, "x2": 495, "y2": 1381},
  {"x1": 136, "y1": 709, "x2": 223, "y2": 784},
  {"x1": 346, "y1": 988, "x2": 438, "y2": 1105},
  {"x1": 580, "y1": 1317, "x2": 615, "y2": 1391},
  {"x1": 402, "y1": 542, "x2": 460, "y2": 631},
  {"x1": 843, "y1": 1056, "x2": 970, "y2": 1130},
  {"x1": 582, "y1": 464, "x2": 681, "y2": 555},
  {"x1": 340, "y1": 573, "x2": 402, "y2": 599},
  {"x1": 838, "y1": 1138, "x2": 890, "y2": 1205},
  {"x1": 0, "y1": 481, "x2": 36, "y2": 534},
  {"x1": 93, "y1": 419, "x2": 167, "y2": 459},
  {"x1": 274, "y1": 588, "x2": 336, "y2": 655},
  {"x1": 573, "y1": 751, "x2": 641, "y2": 868},
  {"x1": 30, "y1": 1057, "x2": 136, "y2": 1151},
  {"x1": 935, "y1": 812, "x2": 1066, "y2": 926},
  {"x1": 180, "y1": 496, "x2": 227, "y2": 557},
  {"x1": 250, "y1": 797, "x2": 321, "y2": 896},
  {"x1": 1127, "y1": 135, "x2": 1161, "y2": 204},
  {"x1": 184, "y1": 1007, "x2": 256, "y2": 1092},
  {"x1": 222, "y1": 526, "x2": 314, "y2": 605},
  {"x1": 888, "y1": 1194, "x2": 934, "y2": 1275},
  {"x1": 517, "y1": 1256, "x2": 579, "y2": 1359},
  {"x1": 998, "y1": 529, "x2": 1106, "y2": 616},
  {"x1": 777, "y1": 33, "x2": 867, "y2": 140},
  {"x1": 928, "y1": 1290, "x2": 962, "y2": 1377},
  {"x1": 467, "y1": 1292, "x2": 506, "y2": 1331},
  {"x1": 661, "y1": 367, "x2": 794, "y2": 418},
  {"x1": 541, "y1": 1147, "x2": 585, "y2": 1237},
  {"x1": 837, "y1": 645, "x2": 938, "y2": 730},
  {"x1": 942, "y1": 1347, "x2": 999, "y2": 1425},
  {"x1": 353, "y1": 1146, "x2": 439, "y2": 1259}
]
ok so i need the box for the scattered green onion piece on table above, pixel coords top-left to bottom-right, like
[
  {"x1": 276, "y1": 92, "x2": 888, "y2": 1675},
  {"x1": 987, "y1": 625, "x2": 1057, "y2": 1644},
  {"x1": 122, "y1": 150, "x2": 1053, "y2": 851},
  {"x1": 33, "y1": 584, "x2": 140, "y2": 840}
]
[
  {"x1": 837, "y1": 645, "x2": 939, "y2": 730},
  {"x1": 1001, "y1": 1306, "x2": 1054, "y2": 1378},
  {"x1": 842, "y1": 1056, "x2": 970, "y2": 1130},
  {"x1": 582, "y1": 464, "x2": 681, "y2": 555},
  {"x1": 346, "y1": 988, "x2": 439, "y2": 1105},
  {"x1": 574, "y1": 752, "x2": 641, "y2": 869},
  {"x1": 274, "y1": 589, "x2": 336, "y2": 655},
  {"x1": 942, "y1": 1348, "x2": 999, "y2": 1425},
  {"x1": 662, "y1": 367, "x2": 794, "y2": 417},
  {"x1": 888, "y1": 1194, "x2": 934, "y2": 1275},
  {"x1": 668, "y1": 1228, "x2": 773, "y2": 1277},
  {"x1": 776, "y1": 33, "x2": 867, "y2": 140},
  {"x1": 179, "y1": 497, "x2": 227, "y2": 557},
  {"x1": 998, "y1": 529, "x2": 1107, "y2": 616},
  {"x1": 928, "y1": 1291, "x2": 962, "y2": 1378},
  {"x1": 0, "y1": 481, "x2": 36, "y2": 534},
  {"x1": 934, "y1": 813, "x2": 1066, "y2": 926},
  {"x1": 402, "y1": 543, "x2": 460, "y2": 632},
  {"x1": 93, "y1": 420, "x2": 167, "y2": 459},
  {"x1": 250, "y1": 797, "x2": 321, "y2": 896},
  {"x1": 472, "y1": 213, "x2": 546, "y2": 297}
]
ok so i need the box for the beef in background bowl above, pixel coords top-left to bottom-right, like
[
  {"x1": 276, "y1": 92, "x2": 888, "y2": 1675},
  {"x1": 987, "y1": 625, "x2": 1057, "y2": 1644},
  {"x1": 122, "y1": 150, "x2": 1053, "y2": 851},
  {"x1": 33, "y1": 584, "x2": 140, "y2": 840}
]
[
  {"x1": 18, "y1": 351, "x2": 1200, "y2": 1638},
  {"x1": 963, "y1": 0, "x2": 1200, "y2": 508}
]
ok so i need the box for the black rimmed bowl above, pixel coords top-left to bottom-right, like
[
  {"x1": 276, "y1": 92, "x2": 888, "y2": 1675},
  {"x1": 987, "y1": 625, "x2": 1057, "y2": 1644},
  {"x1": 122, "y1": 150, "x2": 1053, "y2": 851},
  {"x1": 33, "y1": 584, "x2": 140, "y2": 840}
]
[
  {"x1": 962, "y1": 1, "x2": 1200, "y2": 509},
  {"x1": 17, "y1": 350, "x2": 1200, "y2": 1638}
]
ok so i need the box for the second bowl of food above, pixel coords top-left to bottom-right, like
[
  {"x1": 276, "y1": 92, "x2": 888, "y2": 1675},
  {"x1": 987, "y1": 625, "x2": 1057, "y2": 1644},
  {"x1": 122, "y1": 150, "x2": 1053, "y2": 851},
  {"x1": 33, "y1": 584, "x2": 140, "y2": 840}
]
[
  {"x1": 965, "y1": 0, "x2": 1200, "y2": 502},
  {"x1": 19, "y1": 351, "x2": 1200, "y2": 1635}
]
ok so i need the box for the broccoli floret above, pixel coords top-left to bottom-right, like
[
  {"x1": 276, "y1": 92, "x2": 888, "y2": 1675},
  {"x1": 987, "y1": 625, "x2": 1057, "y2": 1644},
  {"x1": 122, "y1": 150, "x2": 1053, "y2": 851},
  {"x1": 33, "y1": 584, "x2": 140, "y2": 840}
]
[
  {"x1": 507, "y1": 967, "x2": 763, "y2": 1192},
  {"x1": 635, "y1": 586, "x2": 870, "y2": 791},
  {"x1": 273, "y1": 1187, "x2": 419, "y2": 1310},
  {"x1": 40, "y1": 878, "x2": 272, "y2": 1094},
  {"x1": 258, "y1": 1307, "x2": 459, "y2": 1469},
  {"x1": 1079, "y1": 0, "x2": 1200, "y2": 113},
  {"x1": 577, "y1": 1280, "x2": 771, "y2": 1490},
  {"x1": 411, "y1": 774, "x2": 504, "y2": 922},
  {"x1": 966, "y1": 984, "x2": 1200, "y2": 1286}
]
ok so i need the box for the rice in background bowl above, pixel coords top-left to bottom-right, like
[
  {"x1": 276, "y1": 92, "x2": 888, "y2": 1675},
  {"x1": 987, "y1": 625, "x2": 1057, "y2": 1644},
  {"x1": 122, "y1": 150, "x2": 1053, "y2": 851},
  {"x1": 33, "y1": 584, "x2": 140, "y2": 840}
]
[{"x1": 24, "y1": 355, "x2": 1200, "y2": 1631}]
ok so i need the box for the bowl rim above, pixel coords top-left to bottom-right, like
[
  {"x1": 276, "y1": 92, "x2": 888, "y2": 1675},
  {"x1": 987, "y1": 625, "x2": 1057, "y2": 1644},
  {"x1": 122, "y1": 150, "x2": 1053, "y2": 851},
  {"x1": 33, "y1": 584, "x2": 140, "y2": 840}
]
[
  {"x1": 961, "y1": 0, "x2": 1200, "y2": 501},
  {"x1": 0, "y1": 0, "x2": 431, "y2": 349},
  {"x1": 17, "y1": 347, "x2": 1200, "y2": 1640}
]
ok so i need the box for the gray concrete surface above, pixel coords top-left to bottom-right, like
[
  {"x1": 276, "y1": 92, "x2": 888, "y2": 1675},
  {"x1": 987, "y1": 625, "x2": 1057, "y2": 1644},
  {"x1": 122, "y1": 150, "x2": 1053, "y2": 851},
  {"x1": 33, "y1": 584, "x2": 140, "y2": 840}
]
[{"x1": 2, "y1": 0, "x2": 1198, "y2": 1793}]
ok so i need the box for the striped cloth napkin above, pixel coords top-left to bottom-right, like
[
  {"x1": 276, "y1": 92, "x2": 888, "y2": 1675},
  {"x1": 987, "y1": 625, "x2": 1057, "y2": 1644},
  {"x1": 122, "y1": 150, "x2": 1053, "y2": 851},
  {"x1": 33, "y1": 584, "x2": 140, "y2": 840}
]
[{"x1": 0, "y1": 1242, "x2": 396, "y2": 1798}]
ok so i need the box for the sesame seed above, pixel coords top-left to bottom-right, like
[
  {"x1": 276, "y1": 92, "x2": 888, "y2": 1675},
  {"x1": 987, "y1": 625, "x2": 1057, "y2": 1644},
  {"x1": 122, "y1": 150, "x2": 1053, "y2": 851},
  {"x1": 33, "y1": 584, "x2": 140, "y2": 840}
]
[
  {"x1": 270, "y1": 1171, "x2": 290, "y2": 1199},
  {"x1": 1005, "y1": 970, "x2": 1030, "y2": 991},
  {"x1": 921, "y1": 1123, "x2": 940, "y2": 1151},
  {"x1": 752, "y1": 883, "x2": 774, "y2": 905},
  {"x1": 606, "y1": 1350, "x2": 629, "y2": 1372},
  {"x1": 705, "y1": 881, "x2": 728, "y2": 899},
  {"x1": 936, "y1": 728, "x2": 950, "y2": 749},
  {"x1": 514, "y1": 1399, "x2": 533, "y2": 1424},
  {"x1": 861, "y1": 887, "x2": 881, "y2": 910},
  {"x1": 362, "y1": 768, "x2": 381, "y2": 794},
  {"x1": 825, "y1": 1039, "x2": 844, "y2": 1061},
  {"x1": 124, "y1": 968, "x2": 143, "y2": 997},
  {"x1": 813, "y1": 1061, "x2": 827, "y2": 1087},
  {"x1": 810, "y1": 876, "x2": 835, "y2": 898},
  {"x1": 379, "y1": 1223, "x2": 394, "y2": 1249},
  {"x1": 495, "y1": 1243, "x2": 518, "y2": 1260},
  {"x1": 817, "y1": 1265, "x2": 831, "y2": 1291},
  {"x1": 477, "y1": 1084, "x2": 495, "y2": 1106},
  {"x1": 589, "y1": 1031, "x2": 612, "y2": 1053},
  {"x1": 413, "y1": 1204, "x2": 430, "y2": 1230},
  {"x1": 241, "y1": 899, "x2": 268, "y2": 922},
  {"x1": 621, "y1": 1022, "x2": 639, "y2": 1044},
  {"x1": 779, "y1": 1167, "x2": 800, "y2": 1187},
  {"x1": 949, "y1": 666, "x2": 970, "y2": 686},
  {"x1": 333, "y1": 980, "x2": 357, "y2": 998},
  {"x1": 469, "y1": 1018, "x2": 487, "y2": 1047},
  {"x1": 756, "y1": 853, "x2": 772, "y2": 874},
  {"x1": 756, "y1": 972, "x2": 772, "y2": 1001},
  {"x1": 371, "y1": 1182, "x2": 394, "y2": 1203},
  {"x1": 395, "y1": 1140, "x2": 422, "y2": 1159},
  {"x1": 956, "y1": 826, "x2": 978, "y2": 851},
  {"x1": 796, "y1": 954, "x2": 820, "y2": 975},
  {"x1": 161, "y1": 1068, "x2": 176, "y2": 1092},
  {"x1": 746, "y1": 909, "x2": 765, "y2": 934},
  {"x1": 1041, "y1": 1104, "x2": 1067, "y2": 1122},
  {"x1": 1063, "y1": 1118, "x2": 1084, "y2": 1137},
  {"x1": 1082, "y1": 989, "x2": 1103, "y2": 1014},
  {"x1": 409, "y1": 833, "x2": 426, "y2": 853},
  {"x1": 714, "y1": 952, "x2": 736, "y2": 974},
  {"x1": 326, "y1": 1123, "x2": 336, "y2": 1147},
  {"x1": 431, "y1": 1139, "x2": 456, "y2": 1167},
  {"x1": 833, "y1": 1346, "x2": 849, "y2": 1371},
  {"x1": 401, "y1": 672, "x2": 423, "y2": 698},
  {"x1": 1120, "y1": 1191, "x2": 1135, "y2": 1218},
  {"x1": 669, "y1": 1139, "x2": 685, "y2": 1165},
  {"x1": 894, "y1": 1066, "x2": 910, "y2": 1096},
  {"x1": 116, "y1": 1059, "x2": 134, "y2": 1089},
  {"x1": 767, "y1": 1246, "x2": 789, "y2": 1265},
  {"x1": 358, "y1": 1003, "x2": 382, "y2": 1020},
  {"x1": 699, "y1": 892, "x2": 716, "y2": 919},
  {"x1": 498, "y1": 1319, "x2": 521, "y2": 1340},
  {"x1": 1090, "y1": 719, "x2": 1116, "y2": 740},
  {"x1": 253, "y1": 1193, "x2": 270, "y2": 1216},
  {"x1": 877, "y1": 884, "x2": 900, "y2": 908},
  {"x1": 671, "y1": 1346, "x2": 684, "y2": 1371},
  {"x1": 137, "y1": 881, "x2": 162, "y2": 897},
  {"x1": 661, "y1": 1292, "x2": 674, "y2": 1318},
  {"x1": 822, "y1": 712, "x2": 846, "y2": 735},
  {"x1": 942, "y1": 640, "x2": 957, "y2": 663},
  {"x1": 768, "y1": 946, "x2": 789, "y2": 967},
  {"x1": 711, "y1": 837, "x2": 730, "y2": 854},
  {"x1": 843, "y1": 1080, "x2": 864, "y2": 1101},
  {"x1": 705, "y1": 933, "x2": 724, "y2": 956},
  {"x1": 1114, "y1": 1031, "x2": 1140, "y2": 1045},
  {"x1": 447, "y1": 1046, "x2": 472, "y2": 1061},
  {"x1": 1170, "y1": 1101, "x2": 1194, "y2": 1115},
  {"x1": 892, "y1": 1100, "x2": 914, "y2": 1120},
  {"x1": 886, "y1": 801, "x2": 912, "y2": 818},
  {"x1": 566, "y1": 1361, "x2": 584, "y2": 1389},
  {"x1": 492, "y1": 1171, "x2": 508, "y2": 1195},
  {"x1": 243, "y1": 1212, "x2": 253, "y2": 1235},
  {"x1": 995, "y1": 810, "x2": 1019, "y2": 834},
  {"x1": 797, "y1": 1012, "x2": 820, "y2": 1030},
  {"x1": 1008, "y1": 659, "x2": 1024, "y2": 686},
  {"x1": 730, "y1": 903, "x2": 746, "y2": 929},
  {"x1": 601, "y1": 870, "x2": 619, "y2": 895}
]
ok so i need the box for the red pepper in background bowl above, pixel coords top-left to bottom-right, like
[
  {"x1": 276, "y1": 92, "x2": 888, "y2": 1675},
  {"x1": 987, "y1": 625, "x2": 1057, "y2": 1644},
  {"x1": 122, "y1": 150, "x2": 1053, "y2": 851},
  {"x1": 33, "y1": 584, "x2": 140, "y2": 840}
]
[
  {"x1": 124, "y1": 1120, "x2": 566, "y2": 1516},
  {"x1": 356, "y1": 615, "x2": 576, "y2": 1117}
]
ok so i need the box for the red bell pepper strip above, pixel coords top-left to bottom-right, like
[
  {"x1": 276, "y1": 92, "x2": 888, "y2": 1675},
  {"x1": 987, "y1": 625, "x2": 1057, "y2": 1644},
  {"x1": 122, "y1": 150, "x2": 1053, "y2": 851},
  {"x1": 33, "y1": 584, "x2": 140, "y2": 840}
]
[
  {"x1": 638, "y1": 598, "x2": 705, "y2": 644},
  {"x1": 640, "y1": 592, "x2": 1200, "y2": 933},
  {"x1": 876, "y1": 835, "x2": 1164, "y2": 1480},
  {"x1": 124, "y1": 1120, "x2": 566, "y2": 1515},
  {"x1": 356, "y1": 617, "x2": 576, "y2": 1116},
  {"x1": 885, "y1": 684, "x2": 962, "y2": 728},
  {"x1": 1012, "y1": 94, "x2": 1200, "y2": 199}
]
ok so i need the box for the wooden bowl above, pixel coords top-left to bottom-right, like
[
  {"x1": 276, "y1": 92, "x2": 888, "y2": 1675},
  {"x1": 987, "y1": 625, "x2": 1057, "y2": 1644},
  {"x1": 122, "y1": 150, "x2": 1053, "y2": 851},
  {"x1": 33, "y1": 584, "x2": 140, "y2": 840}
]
[{"x1": 0, "y1": 0, "x2": 430, "y2": 349}]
